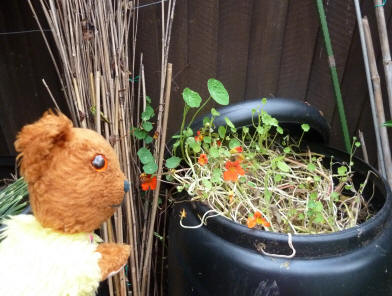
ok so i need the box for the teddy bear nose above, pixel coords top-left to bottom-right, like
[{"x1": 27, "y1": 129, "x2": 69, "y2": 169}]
[{"x1": 124, "y1": 180, "x2": 130, "y2": 193}]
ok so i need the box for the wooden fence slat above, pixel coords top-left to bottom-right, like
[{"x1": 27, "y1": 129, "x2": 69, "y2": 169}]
[
  {"x1": 217, "y1": 0, "x2": 253, "y2": 104},
  {"x1": 0, "y1": 0, "x2": 61, "y2": 154},
  {"x1": 167, "y1": 0, "x2": 189, "y2": 134},
  {"x1": 277, "y1": 0, "x2": 319, "y2": 100},
  {"x1": 245, "y1": 0, "x2": 289, "y2": 99},
  {"x1": 167, "y1": 0, "x2": 219, "y2": 135}
]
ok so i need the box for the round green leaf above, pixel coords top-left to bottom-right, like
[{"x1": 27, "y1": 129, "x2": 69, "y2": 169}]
[
  {"x1": 182, "y1": 87, "x2": 202, "y2": 108},
  {"x1": 229, "y1": 139, "x2": 241, "y2": 149},
  {"x1": 218, "y1": 126, "x2": 226, "y2": 139},
  {"x1": 166, "y1": 156, "x2": 181, "y2": 169},
  {"x1": 142, "y1": 121, "x2": 153, "y2": 132},
  {"x1": 141, "y1": 105, "x2": 155, "y2": 121},
  {"x1": 144, "y1": 135, "x2": 153, "y2": 144},
  {"x1": 211, "y1": 108, "x2": 220, "y2": 117},
  {"x1": 277, "y1": 161, "x2": 290, "y2": 173},
  {"x1": 143, "y1": 161, "x2": 158, "y2": 174},
  {"x1": 207, "y1": 79, "x2": 229, "y2": 105},
  {"x1": 134, "y1": 128, "x2": 147, "y2": 140},
  {"x1": 137, "y1": 147, "x2": 154, "y2": 164},
  {"x1": 301, "y1": 123, "x2": 310, "y2": 132},
  {"x1": 224, "y1": 117, "x2": 235, "y2": 129}
]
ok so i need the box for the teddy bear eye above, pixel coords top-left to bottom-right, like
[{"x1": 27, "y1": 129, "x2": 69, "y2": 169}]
[{"x1": 92, "y1": 154, "x2": 108, "y2": 171}]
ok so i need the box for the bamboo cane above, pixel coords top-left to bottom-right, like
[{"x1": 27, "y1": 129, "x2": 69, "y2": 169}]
[
  {"x1": 363, "y1": 17, "x2": 392, "y2": 188},
  {"x1": 353, "y1": 0, "x2": 386, "y2": 177},
  {"x1": 141, "y1": 63, "x2": 173, "y2": 296},
  {"x1": 373, "y1": 0, "x2": 392, "y2": 119}
]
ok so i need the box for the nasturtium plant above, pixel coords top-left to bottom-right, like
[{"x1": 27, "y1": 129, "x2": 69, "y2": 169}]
[{"x1": 166, "y1": 78, "x2": 371, "y2": 235}]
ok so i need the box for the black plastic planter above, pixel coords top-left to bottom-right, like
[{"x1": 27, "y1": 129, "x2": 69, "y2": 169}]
[{"x1": 168, "y1": 99, "x2": 392, "y2": 296}]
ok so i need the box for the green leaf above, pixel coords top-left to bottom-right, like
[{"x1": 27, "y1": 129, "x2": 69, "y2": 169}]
[
  {"x1": 307, "y1": 163, "x2": 316, "y2": 172},
  {"x1": 242, "y1": 126, "x2": 249, "y2": 134},
  {"x1": 277, "y1": 161, "x2": 290, "y2": 173},
  {"x1": 218, "y1": 126, "x2": 226, "y2": 139},
  {"x1": 207, "y1": 78, "x2": 229, "y2": 105},
  {"x1": 182, "y1": 87, "x2": 202, "y2": 108},
  {"x1": 209, "y1": 147, "x2": 219, "y2": 158},
  {"x1": 262, "y1": 98, "x2": 267, "y2": 105},
  {"x1": 256, "y1": 126, "x2": 264, "y2": 134},
  {"x1": 229, "y1": 139, "x2": 241, "y2": 149},
  {"x1": 137, "y1": 147, "x2": 154, "y2": 164},
  {"x1": 166, "y1": 156, "x2": 181, "y2": 169},
  {"x1": 338, "y1": 166, "x2": 347, "y2": 176},
  {"x1": 211, "y1": 108, "x2": 220, "y2": 117},
  {"x1": 310, "y1": 192, "x2": 318, "y2": 200},
  {"x1": 142, "y1": 121, "x2": 153, "y2": 132},
  {"x1": 355, "y1": 141, "x2": 361, "y2": 147},
  {"x1": 384, "y1": 120, "x2": 392, "y2": 127},
  {"x1": 276, "y1": 126, "x2": 283, "y2": 134},
  {"x1": 173, "y1": 140, "x2": 181, "y2": 149},
  {"x1": 313, "y1": 215, "x2": 324, "y2": 224},
  {"x1": 248, "y1": 181, "x2": 256, "y2": 188},
  {"x1": 142, "y1": 105, "x2": 155, "y2": 121},
  {"x1": 202, "y1": 179, "x2": 212, "y2": 189},
  {"x1": 134, "y1": 128, "x2": 147, "y2": 140},
  {"x1": 224, "y1": 117, "x2": 235, "y2": 129},
  {"x1": 211, "y1": 168, "x2": 222, "y2": 183},
  {"x1": 331, "y1": 192, "x2": 339, "y2": 201},
  {"x1": 301, "y1": 123, "x2": 310, "y2": 132},
  {"x1": 184, "y1": 128, "x2": 194, "y2": 137},
  {"x1": 189, "y1": 141, "x2": 201, "y2": 153},
  {"x1": 203, "y1": 116, "x2": 210, "y2": 126},
  {"x1": 145, "y1": 135, "x2": 153, "y2": 144},
  {"x1": 219, "y1": 147, "x2": 231, "y2": 157},
  {"x1": 146, "y1": 96, "x2": 152, "y2": 104},
  {"x1": 283, "y1": 147, "x2": 291, "y2": 154},
  {"x1": 264, "y1": 190, "x2": 272, "y2": 202},
  {"x1": 313, "y1": 175, "x2": 321, "y2": 182},
  {"x1": 274, "y1": 174, "x2": 282, "y2": 182},
  {"x1": 203, "y1": 136, "x2": 212, "y2": 144},
  {"x1": 143, "y1": 161, "x2": 158, "y2": 174}
]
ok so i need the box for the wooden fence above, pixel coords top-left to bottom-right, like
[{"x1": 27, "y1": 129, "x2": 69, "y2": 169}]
[{"x1": 1, "y1": 0, "x2": 392, "y2": 167}]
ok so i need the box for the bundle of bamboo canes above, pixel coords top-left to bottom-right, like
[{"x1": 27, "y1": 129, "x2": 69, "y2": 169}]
[{"x1": 28, "y1": 0, "x2": 176, "y2": 295}]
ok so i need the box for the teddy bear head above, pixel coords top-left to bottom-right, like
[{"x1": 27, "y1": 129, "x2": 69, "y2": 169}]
[{"x1": 14, "y1": 111, "x2": 129, "y2": 234}]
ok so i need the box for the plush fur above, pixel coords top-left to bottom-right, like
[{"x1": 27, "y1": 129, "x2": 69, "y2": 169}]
[{"x1": 0, "y1": 111, "x2": 131, "y2": 295}]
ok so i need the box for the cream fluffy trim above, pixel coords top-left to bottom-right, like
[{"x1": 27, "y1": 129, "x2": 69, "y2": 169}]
[{"x1": 0, "y1": 215, "x2": 102, "y2": 296}]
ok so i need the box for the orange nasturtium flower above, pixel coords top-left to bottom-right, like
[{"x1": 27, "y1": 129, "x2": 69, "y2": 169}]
[
  {"x1": 194, "y1": 130, "x2": 203, "y2": 142},
  {"x1": 140, "y1": 174, "x2": 157, "y2": 191},
  {"x1": 247, "y1": 216, "x2": 257, "y2": 228},
  {"x1": 198, "y1": 153, "x2": 208, "y2": 166},
  {"x1": 216, "y1": 140, "x2": 222, "y2": 147},
  {"x1": 235, "y1": 146, "x2": 243, "y2": 153},
  {"x1": 223, "y1": 160, "x2": 245, "y2": 182},
  {"x1": 247, "y1": 211, "x2": 271, "y2": 228},
  {"x1": 180, "y1": 208, "x2": 187, "y2": 219}
]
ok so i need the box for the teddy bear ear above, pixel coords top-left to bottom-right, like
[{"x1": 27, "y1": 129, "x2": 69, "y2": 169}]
[{"x1": 14, "y1": 111, "x2": 73, "y2": 182}]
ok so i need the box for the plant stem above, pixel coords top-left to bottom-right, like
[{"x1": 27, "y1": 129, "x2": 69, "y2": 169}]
[
  {"x1": 186, "y1": 96, "x2": 212, "y2": 129},
  {"x1": 316, "y1": 0, "x2": 351, "y2": 152}
]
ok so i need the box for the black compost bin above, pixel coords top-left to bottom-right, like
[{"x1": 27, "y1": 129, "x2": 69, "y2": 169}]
[{"x1": 168, "y1": 98, "x2": 392, "y2": 296}]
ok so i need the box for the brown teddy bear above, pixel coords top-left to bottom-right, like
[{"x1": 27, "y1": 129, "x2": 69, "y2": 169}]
[{"x1": 0, "y1": 111, "x2": 131, "y2": 295}]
